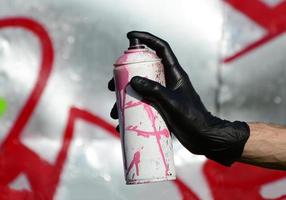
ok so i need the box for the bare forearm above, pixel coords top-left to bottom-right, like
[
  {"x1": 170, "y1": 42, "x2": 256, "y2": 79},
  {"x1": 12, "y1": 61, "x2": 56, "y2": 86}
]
[{"x1": 239, "y1": 123, "x2": 286, "y2": 170}]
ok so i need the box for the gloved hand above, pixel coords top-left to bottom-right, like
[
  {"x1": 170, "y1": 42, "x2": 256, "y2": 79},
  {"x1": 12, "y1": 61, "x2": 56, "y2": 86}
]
[{"x1": 108, "y1": 31, "x2": 250, "y2": 166}]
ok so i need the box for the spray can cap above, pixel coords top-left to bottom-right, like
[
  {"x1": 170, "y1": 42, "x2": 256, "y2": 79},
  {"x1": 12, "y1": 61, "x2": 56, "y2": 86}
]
[{"x1": 128, "y1": 38, "x2": 145, "y2": 49}]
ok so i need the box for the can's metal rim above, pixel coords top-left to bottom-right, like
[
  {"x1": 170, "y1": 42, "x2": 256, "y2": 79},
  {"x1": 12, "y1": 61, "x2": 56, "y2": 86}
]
[{"x1": 113, "y1": 59, "x2": 161, "y2": 67}]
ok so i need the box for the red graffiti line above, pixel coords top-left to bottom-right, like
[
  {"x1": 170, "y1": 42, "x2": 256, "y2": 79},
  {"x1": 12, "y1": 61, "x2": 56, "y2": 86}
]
[
  {"x1": 0, "y1": 17, "x2": 53, "y2": 146},
  {"x1": 0, "y1": 17, "x2": 54, "y2": 199},
  {"x1": 0, "y1": 17, "x2": 199, "y2": 200},
  {"x1": 204, "y1": 161, "x2": 286, "y2": 200},
  {"x1": 223, "y1": 0, "x2": 286, "y2": 63}
]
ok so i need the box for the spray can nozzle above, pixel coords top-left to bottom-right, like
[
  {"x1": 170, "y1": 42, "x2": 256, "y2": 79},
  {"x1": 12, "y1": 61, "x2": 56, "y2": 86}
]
[{"x1": 128, "y1": 38, "x2": 145, "y2": 49}]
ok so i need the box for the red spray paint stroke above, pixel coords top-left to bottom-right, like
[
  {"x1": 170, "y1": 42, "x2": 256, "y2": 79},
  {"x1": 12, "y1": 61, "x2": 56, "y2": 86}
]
[
  {"x1": 275, "y1": 194, "x2": 286, "y2": 200},
  {"x1": 0, "y1": 17, "x2": 55, "y2": 199},
  {"x1": 204, "y1": 161, "x2": 286, "y2": 200},
  {"x1": 173, "y1": 179, "x2": 200, "y2": 200},
  {"x1": 0, "y1": 18, "x2": 53, "y2": 147},
  {"x1": 223, "y1": 0, "x2": 286, "y2": 63}
]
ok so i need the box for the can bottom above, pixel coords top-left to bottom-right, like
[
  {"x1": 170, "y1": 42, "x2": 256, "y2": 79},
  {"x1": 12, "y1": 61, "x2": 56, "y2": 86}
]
[{"x1": 126, "y1": 176, "x2": 176, "y2": 185}]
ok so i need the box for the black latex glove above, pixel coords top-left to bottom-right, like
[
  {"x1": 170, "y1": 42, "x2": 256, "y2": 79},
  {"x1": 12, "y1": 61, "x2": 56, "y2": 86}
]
[{"x1": 108, "y1": 31, "x2": 250, "y2": 166}]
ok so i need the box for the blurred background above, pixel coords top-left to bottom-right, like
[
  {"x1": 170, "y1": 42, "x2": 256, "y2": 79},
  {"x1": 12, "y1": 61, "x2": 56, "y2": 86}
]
[{"x1": 0, "y1": 0, "x2": 286, "y2": 199}]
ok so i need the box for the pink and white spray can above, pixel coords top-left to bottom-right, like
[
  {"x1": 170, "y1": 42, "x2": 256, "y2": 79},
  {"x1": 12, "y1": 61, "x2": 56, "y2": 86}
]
[{"x1": 113, "y1": 38, "x2": 176, "y2": 184}]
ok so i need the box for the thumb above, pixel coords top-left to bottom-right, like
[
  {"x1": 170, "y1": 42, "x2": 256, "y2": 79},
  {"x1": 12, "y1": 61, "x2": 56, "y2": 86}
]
[{"x1": 130, "y1": 76, "x2": 171, "y2": 103}]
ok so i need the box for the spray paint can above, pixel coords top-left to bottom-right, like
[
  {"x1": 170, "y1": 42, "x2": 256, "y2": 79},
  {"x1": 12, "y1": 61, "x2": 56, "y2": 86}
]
[{"x1": 113, "y1": 38, "x2": 176, "y2": 184}]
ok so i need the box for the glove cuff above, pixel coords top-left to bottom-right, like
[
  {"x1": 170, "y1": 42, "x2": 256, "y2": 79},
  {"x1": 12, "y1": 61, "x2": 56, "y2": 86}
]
[{"x1": 206, "y1": 121, "x2": 250, "y2": 166}]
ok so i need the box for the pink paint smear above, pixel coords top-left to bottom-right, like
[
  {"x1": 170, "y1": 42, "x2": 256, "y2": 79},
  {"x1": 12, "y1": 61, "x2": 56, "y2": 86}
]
[
  {"x1": 125, "y1": 100, "x2": 170, "y2": 177},
  {"x1": 117, "y1": 66, "x2": 171, "y2": 178}
]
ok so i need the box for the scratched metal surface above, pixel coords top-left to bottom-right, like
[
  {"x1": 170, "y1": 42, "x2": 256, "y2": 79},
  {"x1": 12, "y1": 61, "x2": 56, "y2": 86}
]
[{"x1": 1, "y1": 0, "x2": 286, "y2": 199}]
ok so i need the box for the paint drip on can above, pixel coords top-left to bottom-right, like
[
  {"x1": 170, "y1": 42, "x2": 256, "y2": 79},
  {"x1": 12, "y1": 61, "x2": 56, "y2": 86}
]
[{"x1": 113, "y1": 38, "x2": 176, "y2": 184}]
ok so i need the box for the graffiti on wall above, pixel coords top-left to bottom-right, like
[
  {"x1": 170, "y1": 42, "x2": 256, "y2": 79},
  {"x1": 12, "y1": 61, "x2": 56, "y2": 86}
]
[
  {"x1": 223, "y1": 0, "x2": 286, "y2": 63},
  {"x1": 1, "y1": 0, "x2": 286, "y2": 198}
]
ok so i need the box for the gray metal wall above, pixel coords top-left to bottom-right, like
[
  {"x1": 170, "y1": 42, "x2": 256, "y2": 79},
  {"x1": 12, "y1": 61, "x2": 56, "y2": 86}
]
[{"x1": 1, "y1": 0, "x2": 286, "y2": 199}]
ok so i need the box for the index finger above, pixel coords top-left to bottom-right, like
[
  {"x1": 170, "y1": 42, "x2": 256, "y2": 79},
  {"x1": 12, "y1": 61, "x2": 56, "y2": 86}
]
[
  {"x1": 127, "y1": 31, "x2": 178, "y2": 67},
  {"x1": 127, "y1": 31, "x2": 188, "y2": 88}
]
